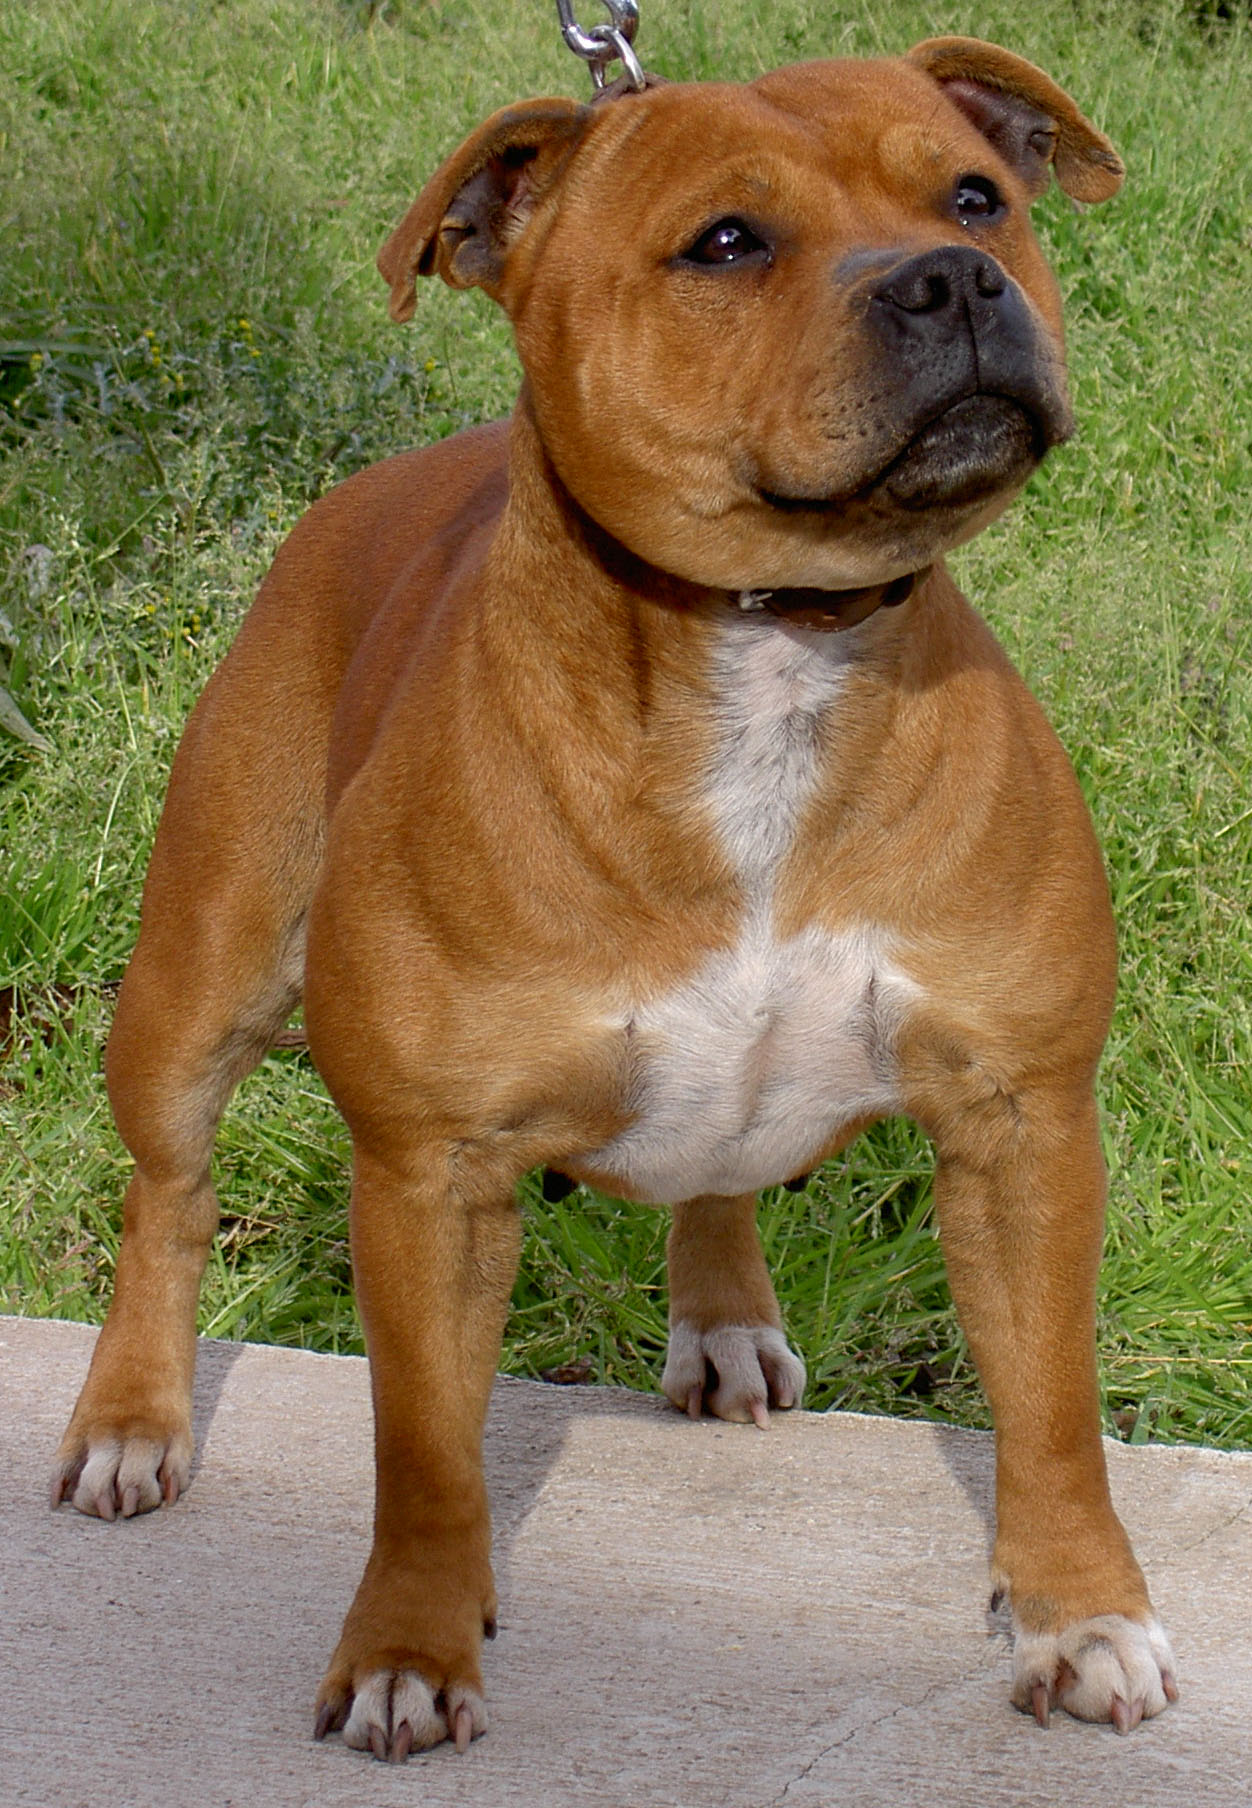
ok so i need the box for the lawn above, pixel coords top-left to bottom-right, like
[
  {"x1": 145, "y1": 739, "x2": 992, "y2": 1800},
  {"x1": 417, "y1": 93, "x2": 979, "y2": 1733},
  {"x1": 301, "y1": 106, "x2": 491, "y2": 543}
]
[{"x1": 1, "y1": 0, "x2": 1249, "y2": 1446}]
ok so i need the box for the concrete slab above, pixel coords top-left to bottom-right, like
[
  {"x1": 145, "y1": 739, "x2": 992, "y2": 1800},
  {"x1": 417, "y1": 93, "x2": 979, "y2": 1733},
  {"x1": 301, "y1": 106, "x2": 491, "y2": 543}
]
[{"x1": 1, "y1": 1316, "x2": 1248, "y2": 1807}]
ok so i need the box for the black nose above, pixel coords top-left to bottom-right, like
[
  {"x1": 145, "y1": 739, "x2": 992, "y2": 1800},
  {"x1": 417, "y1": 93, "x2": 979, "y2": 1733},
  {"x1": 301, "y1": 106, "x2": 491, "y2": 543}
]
[{"x1": 874, "y1": 245, "x2": 1007, "y2": 321}]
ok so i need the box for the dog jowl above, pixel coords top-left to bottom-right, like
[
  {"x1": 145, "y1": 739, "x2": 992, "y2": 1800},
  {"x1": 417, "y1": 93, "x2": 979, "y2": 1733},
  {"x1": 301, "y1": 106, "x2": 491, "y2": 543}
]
[{"x1": 53, "y1": 37, "x2": 1175, "y2": 1756}]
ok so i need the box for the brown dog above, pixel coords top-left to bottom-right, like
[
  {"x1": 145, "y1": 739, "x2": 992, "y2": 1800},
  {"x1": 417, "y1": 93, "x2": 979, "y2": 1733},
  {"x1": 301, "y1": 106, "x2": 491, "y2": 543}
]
[{"x1": 53, "y1": 36, "x2": 1177, "y2": 1756}]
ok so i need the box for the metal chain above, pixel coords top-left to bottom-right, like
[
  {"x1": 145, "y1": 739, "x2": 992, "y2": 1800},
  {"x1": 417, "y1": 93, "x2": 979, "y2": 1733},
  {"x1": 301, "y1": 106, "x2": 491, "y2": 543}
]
[{"x1": 554, "y1": 0, "x2": 646, "y2": 93}]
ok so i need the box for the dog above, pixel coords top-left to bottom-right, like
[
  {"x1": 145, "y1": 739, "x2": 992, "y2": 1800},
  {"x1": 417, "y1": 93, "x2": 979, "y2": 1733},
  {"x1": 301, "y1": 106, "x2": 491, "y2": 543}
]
[{"x1": 53, "y1": 35, "x2": 1177, "y2": 1758}]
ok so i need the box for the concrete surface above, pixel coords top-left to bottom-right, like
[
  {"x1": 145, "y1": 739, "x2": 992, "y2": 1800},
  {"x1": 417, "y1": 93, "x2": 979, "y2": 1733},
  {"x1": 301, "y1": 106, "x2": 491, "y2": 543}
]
[{"x1": 1, "y1": 1315, "x2": 1249, "y2": 1808}]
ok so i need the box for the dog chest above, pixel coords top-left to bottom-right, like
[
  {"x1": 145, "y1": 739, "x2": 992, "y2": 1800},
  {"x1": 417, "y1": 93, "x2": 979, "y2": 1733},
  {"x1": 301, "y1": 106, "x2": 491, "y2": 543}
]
[
  {"x1": 591, "y1": 918, "x2": 911, "y2": 1203},
  {"x1": 586, "y1": 615, "x2": 915, "y2": 1204}
]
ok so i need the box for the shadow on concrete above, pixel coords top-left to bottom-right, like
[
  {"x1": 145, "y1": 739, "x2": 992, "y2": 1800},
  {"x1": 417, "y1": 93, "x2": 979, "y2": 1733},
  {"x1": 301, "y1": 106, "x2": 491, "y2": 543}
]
[
  {"x1": 188, "y1": 1335, "x2": 249, "y2": 1485},
  {"x1": 927, "y1": 1417, "x2": 996, "y2": 1543},
  {"x1": 924, "y1": 1416, "x2": 1021, "y2": 1656},
  {"x1": 483, "y1": 1380, "x2": 667, "y2": 1600}
]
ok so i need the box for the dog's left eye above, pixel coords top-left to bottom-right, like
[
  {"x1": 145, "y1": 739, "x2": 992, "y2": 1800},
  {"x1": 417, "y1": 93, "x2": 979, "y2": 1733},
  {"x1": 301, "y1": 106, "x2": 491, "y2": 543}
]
[
  {"x1": 954, "y1": 175, "x2": 1005, "y2": 224},
  {"x1": 681, "y1": 218, "x2": 770, "y2": 266}
]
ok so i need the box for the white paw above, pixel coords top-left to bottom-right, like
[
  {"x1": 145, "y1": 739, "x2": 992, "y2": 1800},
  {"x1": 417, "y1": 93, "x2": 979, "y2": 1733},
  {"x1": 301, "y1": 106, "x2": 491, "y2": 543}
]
[
  {"x1": 1012, "y1": 1612, "x2": 1178, "y2": 1732},
  {"x1": 52, "y1": 1429, "x2": 191, "y2": 1520},
  {"x1": 339, "y1": 1670, "x2": 486, "y2": 1760},
  {"x1": 662, "y1": 1321, "x2": 806, "y2": 1426}
]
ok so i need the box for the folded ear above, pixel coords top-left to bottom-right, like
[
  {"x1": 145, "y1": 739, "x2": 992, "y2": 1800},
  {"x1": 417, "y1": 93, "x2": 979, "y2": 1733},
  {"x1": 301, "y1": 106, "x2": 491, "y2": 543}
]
[
  {"x1": 377, "y1": 97, "x2": 593, "y2": 321},
  {"x1": 907, "y1": 37, "x2": 1124, "y2": 203}
]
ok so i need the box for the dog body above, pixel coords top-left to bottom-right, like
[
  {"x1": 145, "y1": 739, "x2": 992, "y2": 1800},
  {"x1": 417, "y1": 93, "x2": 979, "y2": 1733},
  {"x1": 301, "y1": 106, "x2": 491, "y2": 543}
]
[{"x1": 54, "y1": 39, "x2": 1176, "y2": 1756}]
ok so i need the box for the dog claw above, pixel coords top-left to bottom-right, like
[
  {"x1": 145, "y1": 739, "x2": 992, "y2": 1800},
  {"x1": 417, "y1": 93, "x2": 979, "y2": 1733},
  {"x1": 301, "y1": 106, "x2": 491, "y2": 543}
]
[
  {"x1": 453, "y1": 1703, "x2": 473, "y2": 1753},
  {"x1": 121, "y1": 1483, "x2": 140, "y2": 1518},
  {"x1": 1031, "y1": 1682, "x2": 1050, "y2": 1728},
  {"x1": 368, "y1": 1724, "x2": 387, "y2": 1762},
  {"x1": 95, "y1": 1489, "x2": 116, "y2": 1522},
  {"x1": 749, "y1": 1398, "x2": 770, "y2": 1430},
  {"x1": 1162, "y1": 1669, "x2": 1179, "y2": 1703},
  {"x1": 391, "y1": 1720, "x2": 414, "y2": 1763},
  {"x1": 686, "y1": 1384, "x2": 702, "y2": 1420},
  {"x1": 1110, "y1": 1693, "x2": 1143, "y2": 1735},
  {"x1": 313, "y1": 1703, "x2": 335, "y2": 1741}
]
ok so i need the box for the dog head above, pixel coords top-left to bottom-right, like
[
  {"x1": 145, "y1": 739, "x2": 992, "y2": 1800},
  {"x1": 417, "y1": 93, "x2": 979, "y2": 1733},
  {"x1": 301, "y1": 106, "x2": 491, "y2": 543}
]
[{"x1": 379, "y1": 38, "x2": 1122, "y2": 593}]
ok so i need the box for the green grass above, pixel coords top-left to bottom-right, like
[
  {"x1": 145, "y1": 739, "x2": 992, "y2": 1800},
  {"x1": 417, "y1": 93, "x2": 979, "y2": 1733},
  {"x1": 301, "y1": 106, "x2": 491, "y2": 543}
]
[{"x1": 1, "y1": 0, "x2": 1249, "y2": 1447}]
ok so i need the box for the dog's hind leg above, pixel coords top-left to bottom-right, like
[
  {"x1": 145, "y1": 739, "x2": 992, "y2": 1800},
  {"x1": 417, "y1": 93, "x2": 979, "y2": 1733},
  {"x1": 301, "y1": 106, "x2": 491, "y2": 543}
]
[
  {"x1": 52, "y1": 655, "x2": 328, "y2": 1520},
  {"x1": 662, "y1": 1193, "x2": 807, "y2": 1426}
]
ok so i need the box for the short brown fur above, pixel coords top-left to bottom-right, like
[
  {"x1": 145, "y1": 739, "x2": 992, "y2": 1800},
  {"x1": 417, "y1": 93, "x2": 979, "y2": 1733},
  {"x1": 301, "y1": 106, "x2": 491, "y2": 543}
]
[{"x1": 54, "y1": 39, "x2": 1174, "y2": 1756}]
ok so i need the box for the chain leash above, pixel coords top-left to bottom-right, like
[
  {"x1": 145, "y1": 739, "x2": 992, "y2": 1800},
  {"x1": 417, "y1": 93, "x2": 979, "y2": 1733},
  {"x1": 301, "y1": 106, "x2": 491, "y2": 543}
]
[{"x1": 554, "y1": 0, "x2": 646, "y2": 93}]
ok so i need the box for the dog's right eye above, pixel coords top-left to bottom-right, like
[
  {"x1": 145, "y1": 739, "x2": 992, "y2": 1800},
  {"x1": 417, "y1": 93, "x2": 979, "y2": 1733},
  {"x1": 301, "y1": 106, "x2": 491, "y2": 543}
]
[{"x1": 680, "y1": 218, "x2": 771, "y2": 267}]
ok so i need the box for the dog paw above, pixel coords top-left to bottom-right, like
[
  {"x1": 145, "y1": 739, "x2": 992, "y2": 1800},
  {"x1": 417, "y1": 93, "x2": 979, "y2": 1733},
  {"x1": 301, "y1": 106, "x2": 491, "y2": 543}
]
[
  {"x1": 1011, "y1": 1612, "x2": 1178, "y2": 1732},
  {"x1": 51, "y1": 1423, "x2": 192, "y2": 1520},
  {"x1": 316, "y1": 1538, "x2": 495, "y2": 1761},
  {"x1": 662, "y1": 1321, "x2": 806, "y2": 1427},
  {"x1": 315, "y1": 1670, "x2": 487, "y2": 1761}
]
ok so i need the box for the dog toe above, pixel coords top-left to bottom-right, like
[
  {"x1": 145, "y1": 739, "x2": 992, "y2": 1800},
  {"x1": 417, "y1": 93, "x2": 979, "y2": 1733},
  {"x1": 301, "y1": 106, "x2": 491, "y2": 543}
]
[
  {"x1": 1011, "y1": 1613, "x2": 1176, "y2": 1730},
  {"x1": 663, "y1": 1322, "x2": 806, "y2": 1423},
  {"x1": 332, "y1": 1669, "x2": 485, "y2": 1761},
  {"x1": 54, "y1": 1427, "x2": 190, "y2": 1521}
]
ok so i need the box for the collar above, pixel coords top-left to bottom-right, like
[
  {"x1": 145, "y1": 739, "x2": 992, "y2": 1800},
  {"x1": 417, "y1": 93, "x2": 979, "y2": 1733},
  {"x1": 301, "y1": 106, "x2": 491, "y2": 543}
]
[{"x1": 733, "y1": 567, "x2": 927, "y2": 632}]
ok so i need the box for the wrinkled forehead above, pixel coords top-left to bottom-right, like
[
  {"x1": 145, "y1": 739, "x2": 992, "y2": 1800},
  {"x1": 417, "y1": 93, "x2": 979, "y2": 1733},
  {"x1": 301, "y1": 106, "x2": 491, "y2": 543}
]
[{"x1": 574, "y1": 59, "x2": 994, "y2": 218}]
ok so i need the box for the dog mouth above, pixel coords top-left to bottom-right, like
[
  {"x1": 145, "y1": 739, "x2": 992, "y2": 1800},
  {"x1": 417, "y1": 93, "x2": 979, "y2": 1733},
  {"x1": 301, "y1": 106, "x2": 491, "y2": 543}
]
[
  {"x1": 877, "y1": 394, "x2": 1045, "y2": 510},
  {"x1": 758, "y1": 393, "x2": 1049, "y2": 517}
]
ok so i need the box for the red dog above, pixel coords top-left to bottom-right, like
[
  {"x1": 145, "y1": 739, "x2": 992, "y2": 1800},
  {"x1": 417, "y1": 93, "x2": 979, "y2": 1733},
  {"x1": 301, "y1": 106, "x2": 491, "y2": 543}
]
[{"x1": 55, "y1": 37, "x2": 1176, "y2": 1757}]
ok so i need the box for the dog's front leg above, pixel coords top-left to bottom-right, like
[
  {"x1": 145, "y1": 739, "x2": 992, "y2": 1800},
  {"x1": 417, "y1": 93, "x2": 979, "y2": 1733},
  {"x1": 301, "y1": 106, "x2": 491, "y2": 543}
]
[
  {"x1": 934, "y1": 1083, "x2": 1177, "y2": 1731},
  {"x1": 663, "y1": 1193, "x2": 806, "y2": 1426},
  {"x1": 314, "y1": 1143, "x2": 521, "y2": 1760}
]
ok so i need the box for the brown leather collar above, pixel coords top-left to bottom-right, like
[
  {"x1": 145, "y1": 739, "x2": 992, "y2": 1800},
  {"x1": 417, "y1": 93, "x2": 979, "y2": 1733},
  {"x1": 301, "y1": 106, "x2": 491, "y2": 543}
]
[{"x1": 734, "y1": 567, "x2": 927, "y2": 632}]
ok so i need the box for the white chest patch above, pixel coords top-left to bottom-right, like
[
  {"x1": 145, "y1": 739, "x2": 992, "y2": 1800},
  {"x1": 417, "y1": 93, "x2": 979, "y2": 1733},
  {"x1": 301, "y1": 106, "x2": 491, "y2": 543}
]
[{"x1": 589, "y1": 615, "x2": 917, "y2": 1204}]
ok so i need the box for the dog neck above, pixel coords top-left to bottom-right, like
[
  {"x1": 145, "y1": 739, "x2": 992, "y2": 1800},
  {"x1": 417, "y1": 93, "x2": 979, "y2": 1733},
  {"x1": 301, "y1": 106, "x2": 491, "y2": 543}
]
[{"x1": 502, "y1": 392, "x2": 930, "y2": 642}]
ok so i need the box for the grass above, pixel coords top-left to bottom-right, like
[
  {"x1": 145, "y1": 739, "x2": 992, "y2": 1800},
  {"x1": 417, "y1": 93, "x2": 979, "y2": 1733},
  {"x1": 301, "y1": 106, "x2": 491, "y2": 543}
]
[{"x1": 1, "y1": 0, "x2": 1249, "y2": 1447}]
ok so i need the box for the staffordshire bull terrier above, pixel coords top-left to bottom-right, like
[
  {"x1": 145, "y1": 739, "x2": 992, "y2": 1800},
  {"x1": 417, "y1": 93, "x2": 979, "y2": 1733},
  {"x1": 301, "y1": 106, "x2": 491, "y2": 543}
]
[{"x1": 53, "y1": 35, "x2": 1177, "y2": 1757}]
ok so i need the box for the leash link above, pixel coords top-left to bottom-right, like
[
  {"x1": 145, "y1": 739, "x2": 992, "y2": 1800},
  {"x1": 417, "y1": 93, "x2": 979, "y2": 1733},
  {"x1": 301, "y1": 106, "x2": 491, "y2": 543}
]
[{"x1": 555, "y1": 0, "x2": 645, "y2": 92}]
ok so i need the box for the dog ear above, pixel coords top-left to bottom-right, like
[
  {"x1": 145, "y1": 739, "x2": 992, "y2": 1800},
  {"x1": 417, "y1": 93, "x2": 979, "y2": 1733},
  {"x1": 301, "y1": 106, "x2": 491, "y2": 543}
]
[
  {"x1": 907, "y1": 37, "x2": 1124, "y2": 203},
  {"x1": 378, "y1": 98, "x2": 593, "y2": 320}
]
